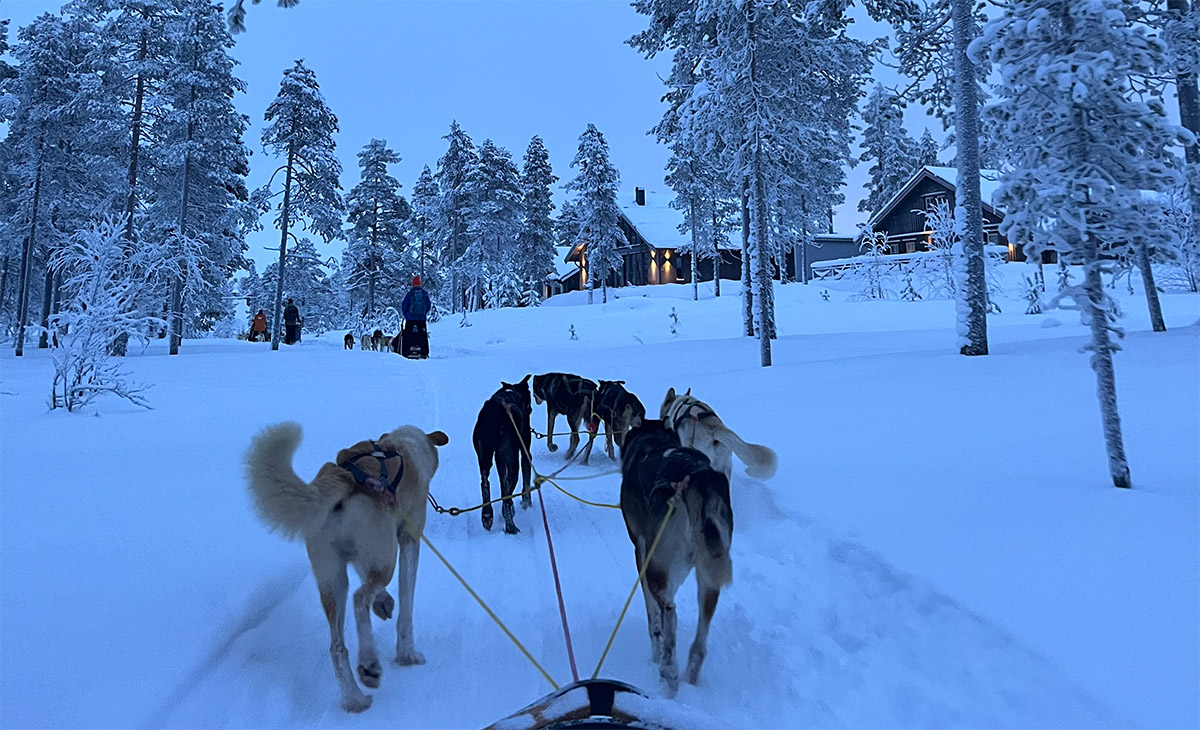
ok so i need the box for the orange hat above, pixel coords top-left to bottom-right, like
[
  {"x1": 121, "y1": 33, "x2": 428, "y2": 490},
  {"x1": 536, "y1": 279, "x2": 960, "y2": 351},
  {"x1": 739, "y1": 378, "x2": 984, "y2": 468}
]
[{"x1": 412, "y1": 276, "x2": 421, "y2": 287}]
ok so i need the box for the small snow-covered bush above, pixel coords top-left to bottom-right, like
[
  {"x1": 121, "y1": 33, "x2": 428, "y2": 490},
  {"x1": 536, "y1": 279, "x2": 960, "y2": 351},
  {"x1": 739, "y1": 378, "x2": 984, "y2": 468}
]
[{"x1": 48, "y1": 220, "x2": 163, "y2": 412}]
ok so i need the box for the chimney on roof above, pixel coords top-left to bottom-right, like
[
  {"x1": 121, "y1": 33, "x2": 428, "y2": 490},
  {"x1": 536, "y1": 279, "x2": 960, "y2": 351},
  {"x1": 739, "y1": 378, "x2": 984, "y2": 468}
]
[{"x1": 635, "y1": 187, "x2": 646, "y2": 206}]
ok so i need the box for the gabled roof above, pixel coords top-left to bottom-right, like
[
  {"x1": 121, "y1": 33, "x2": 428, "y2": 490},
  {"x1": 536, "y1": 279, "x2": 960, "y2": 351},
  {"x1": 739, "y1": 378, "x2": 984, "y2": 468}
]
[
  {"x1": 868, "y1": 165, "x2": 1004, "y2": 229},
  {"x1": 565, "y1": 188, "x2": 747, "y2": 263}
]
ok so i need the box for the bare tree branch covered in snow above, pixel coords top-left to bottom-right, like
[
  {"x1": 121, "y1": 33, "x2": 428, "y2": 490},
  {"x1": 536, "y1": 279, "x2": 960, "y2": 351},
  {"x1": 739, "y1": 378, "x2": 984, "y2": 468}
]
[{"x1": 47, "y1": 220, "x2": 161, "y2": 412}]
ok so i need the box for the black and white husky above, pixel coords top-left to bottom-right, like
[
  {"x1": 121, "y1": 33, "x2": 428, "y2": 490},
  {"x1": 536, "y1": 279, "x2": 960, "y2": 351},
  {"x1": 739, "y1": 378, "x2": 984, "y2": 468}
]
[
  {"x1": 660, "y1": 388, "x2": 777, "y2": 482},
  {"x1": 619, "y1": 419, "x2": 733, "y2": 697}
]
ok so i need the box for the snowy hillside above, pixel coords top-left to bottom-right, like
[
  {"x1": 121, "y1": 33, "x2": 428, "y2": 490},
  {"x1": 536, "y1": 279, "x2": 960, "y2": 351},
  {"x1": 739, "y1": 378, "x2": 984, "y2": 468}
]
[{"x1": 2, "y1": 270, "x2": 1197, "y2": 729}]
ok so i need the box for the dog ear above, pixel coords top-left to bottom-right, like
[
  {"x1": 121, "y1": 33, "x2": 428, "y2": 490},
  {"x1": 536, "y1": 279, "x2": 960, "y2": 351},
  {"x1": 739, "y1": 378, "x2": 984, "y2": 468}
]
[
  {"x1": 616, "y1": 380, "x2": 625, "y2": 385},
  {"x1": 665, "y1": 387, "x2": 676, "y2": 400},
  {"x1": 428, "y1": 431, "x2": 449, "y2": 447},
  {"x1": 685, "y1": 387, "x2": 691, "y2": 396},
  {"x1": 501, "y1": 381, "x2": 513, "y2": 389},
  {"x1": 520, "y1": 374, "x2": 531, "y2": 385}
]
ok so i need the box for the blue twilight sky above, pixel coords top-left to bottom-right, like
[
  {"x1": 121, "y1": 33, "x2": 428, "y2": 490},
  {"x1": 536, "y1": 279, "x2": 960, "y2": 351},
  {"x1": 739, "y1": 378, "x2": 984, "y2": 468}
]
[{"x1": 3, "y1": 0, "x2": 923, "y2": 269}]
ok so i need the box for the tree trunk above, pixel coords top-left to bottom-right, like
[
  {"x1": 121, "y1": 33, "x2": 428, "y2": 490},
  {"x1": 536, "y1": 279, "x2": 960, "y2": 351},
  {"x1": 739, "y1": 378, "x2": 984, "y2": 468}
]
[
  {"x1": 1136, "y1": 239, "x2": 1166, "y2": 332},
  {"x1": 1083, "y1": 253, "x2": 1131, "y2": 488},
  {"x1": 690, "y1": 198, "x2": 699, "y2": 301},
  {"x1": 952, "y1": 0, "x2": 989, "y2": 356},
  {"x1": 0, "y1": 256, "x2": 9, "y2": 321},
  {"x1": 112, "y1": 30, "x2": 152, "y2": 358},
  {"x1": 15, "y1": 146, "x2": 44, "y2": 358},
  {"x1": 271, "y1": 144, "x2": 296, "y2": 351},
  {"x1": 1168, "y1": 0, "x2": 1200, "y2": 292},
  {"x1": 37, "y1": 261, "x2": 53, "y2": 348},
  {"x1": 748, "y1": 1, "x2": 771, "y2": 367},
  {"x1": 711, "y1": 211, "x2": 721, "y2": 297},
  {"x1": 740, "y1": 176, "x2": 753, "y2": 337},
  {"x1": 587, "y1": 251, "x2": 594, "y2": 304},
  {"x1": 170, "y1": 64, "x2": 199, "y2": 357}
]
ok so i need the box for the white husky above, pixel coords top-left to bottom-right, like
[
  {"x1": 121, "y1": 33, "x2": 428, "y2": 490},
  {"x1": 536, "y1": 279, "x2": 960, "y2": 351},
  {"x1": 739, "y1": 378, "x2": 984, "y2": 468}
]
[
  {"x1": 659, "y1": 388, "x2": 777, "y2": 481},
  {"x1": 244, "y1": 422, "x2": 448, "y2": 713}
]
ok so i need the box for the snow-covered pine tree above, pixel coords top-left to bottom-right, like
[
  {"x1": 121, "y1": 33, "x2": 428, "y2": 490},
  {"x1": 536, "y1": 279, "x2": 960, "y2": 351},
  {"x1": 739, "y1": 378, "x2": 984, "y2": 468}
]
[
  {"x1": 895, "y1": 0, "x2": 991, "y2": 355},
  {"x1": 460, "y1": 139, "x2": 522, "y2": 310},
  {"x1": 917, "y1": 129, "x2": 942, "y2": 167},
  {"x1": 409, "y1": 165, "x2": 438, "y2": 282},
  {"x1": 434, "y1": 121, "x2": 478, "y2": 313},
  {"x1": 566, "y1": 124, "x2": 623, "y2": 305},
  {"x1": 151, "y1": 0, "x2": 254, "y2": 355},
  {"x1": 6, "y1": 13, "x2": 122, "y2": 357},
  {"x1": 259, "y1": 59, "x2": 344, "y2": 350},
  {"x1": 859, "y1": 85, "x2": 922, "y2": 215},
  {"x1": 976, "y1": 0, "x2": 1189, "y2": 488},
  {"x1": 701, "y1": 0, "x2": 871, "y2": 365},
  {"x1": 245, "y1": 239, "x2": 339, "y2": 335},
  {"x1": 343, "y1": 139, "x2": 411, "y2": 318},
  {"x1": 517, "y1": 135, "x2": 558, "y2": 303}
]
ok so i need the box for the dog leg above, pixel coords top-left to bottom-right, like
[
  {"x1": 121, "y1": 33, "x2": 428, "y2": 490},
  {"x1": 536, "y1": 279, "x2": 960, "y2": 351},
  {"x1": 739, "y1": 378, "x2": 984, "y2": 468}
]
[
  {"x1": 684, "y1": 582, "x2": 721, "y2": 685},
  {"x1": 394, "y1": 530, "x2": 426, "y2": 666},
  {"x1": 476, "y1": 443, "x2": 494, "y2": 531},
  {"x1": 645, "y1": 566, "x2": 679, "y2": 697},
  {"x1": 566, "y1": 413, "x2": 581, "y2": 460},
  {"x1": 546, "y1": 410, "x2": 558, "y2": 452},
  {"x1": 639, "y1": 548, "x2": 663, "y2": 663},
  {"x1": 520, "y1": 415, "x2": 533, "y2": 510},
  {"x1": 605, "y1": 427, "x2": 616, "y2": 461},
  {"x1": 352, "y1": 567, "x2": 392, "y2": 690},
  {"x1": 316, "y1": 565, "x2": 371, "y2": 713},
  {"x1": 497, "y1": 449, "x2": 520, "y2": 534}
]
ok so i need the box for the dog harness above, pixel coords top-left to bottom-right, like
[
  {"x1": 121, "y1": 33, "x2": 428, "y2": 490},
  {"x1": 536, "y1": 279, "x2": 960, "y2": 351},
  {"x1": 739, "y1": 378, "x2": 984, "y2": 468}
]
[
  {"x1": 665, "y1": 398, "x2": 713, "y2": 432},
  {"x1": 338, "y1": 443, "x2": 404, "y2": 500}
]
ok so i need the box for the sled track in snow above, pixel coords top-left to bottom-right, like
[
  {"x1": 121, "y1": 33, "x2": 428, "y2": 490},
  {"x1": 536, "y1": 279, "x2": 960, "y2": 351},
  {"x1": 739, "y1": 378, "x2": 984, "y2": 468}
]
[{"x1": 142, "y1": 566, "x2": 310, "y2": 728}]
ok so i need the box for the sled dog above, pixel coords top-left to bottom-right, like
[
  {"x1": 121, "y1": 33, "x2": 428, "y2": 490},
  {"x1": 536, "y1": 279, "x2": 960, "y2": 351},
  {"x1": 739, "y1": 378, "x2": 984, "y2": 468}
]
[
  {"x1": 473, "y1": 376, "x2": 533, "y2": 533},
  {"x1": 344, "y1": 333, "x2": 355, "y2": 350},
  {"x1": 619, "y1": 419, "x2": 733, "y2": 696},
  {"x1": 586, "y1": 380, "x2": 646, "y2": 461},
  {"x1": 659, "y1": 388, "x2": 777, "y2": 481},
  {"x1": 244, "y1": 423, "x2": 448, "y2": 713},
  {"x1": 532, "y1": 372, "x2": 598, "y2": 462}
]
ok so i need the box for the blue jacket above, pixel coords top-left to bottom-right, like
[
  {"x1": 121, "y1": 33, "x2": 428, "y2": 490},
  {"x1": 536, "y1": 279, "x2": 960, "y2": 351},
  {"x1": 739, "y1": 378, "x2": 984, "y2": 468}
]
[{"x1": 401, "y1": 287, "x2": 429, "y2": 321}]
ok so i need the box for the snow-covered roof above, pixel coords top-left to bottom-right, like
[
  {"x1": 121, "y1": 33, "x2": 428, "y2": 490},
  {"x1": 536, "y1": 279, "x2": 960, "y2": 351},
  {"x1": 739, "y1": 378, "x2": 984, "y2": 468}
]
[
  {"x1": 868, "y1": 166, "x2": 1004, "y2": 229},
  {"x1": 552, "y1": 246, "x2": 580, "y2": 280},
  {"x1": 619, "y1": 189, "x2": 688, "y2": 250}
]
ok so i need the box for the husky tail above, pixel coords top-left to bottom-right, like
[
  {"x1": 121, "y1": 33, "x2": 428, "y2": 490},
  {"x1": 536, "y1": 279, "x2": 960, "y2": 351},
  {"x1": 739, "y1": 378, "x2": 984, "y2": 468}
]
[
  {"x1": 244, "y1": 422, "x2": 346, "y2": 539},
  {"x1": 714, "y1": 426, "x2": 777, "y2": 479},
  {"x1": 687, "y1": 471, "x2": 734, "y2": 587}
]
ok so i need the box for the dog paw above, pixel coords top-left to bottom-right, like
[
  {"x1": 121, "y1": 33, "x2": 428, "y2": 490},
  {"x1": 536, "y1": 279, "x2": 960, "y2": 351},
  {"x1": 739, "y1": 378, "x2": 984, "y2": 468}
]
[
  {"x1": 481, "y1": 506, "x2": 494, "y2": 531},
  {"x1": 521, "y1": 498, "x2": 532, "y2": 510},
  {"x1": 547, "y1": 443, "x2": 559, "y2": 452},
  {"x1": 372, "y1": 591, "x2": 394, "y2": 620},
  {"x1": 395, "y1": 650, "x2": 426, "y2": 666},
  {"x1": 659, "y1": 674, "x2": 680, "y2": 699},
  {"x1": 357, "y1": 660, "x2": 382, "y2": 689},
  {"x1": 684, "y1": 662, "x2": 701, "y2": 686},
  {"x1": 342, "y1": 693, "x2": 373, "y2": 713},
  {"x1": 504, "y1": 522, "x2": 521, "y2": 535}
]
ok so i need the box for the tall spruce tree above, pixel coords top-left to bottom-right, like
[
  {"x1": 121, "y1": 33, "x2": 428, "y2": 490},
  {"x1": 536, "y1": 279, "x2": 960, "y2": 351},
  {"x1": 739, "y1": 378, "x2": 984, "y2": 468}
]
[
  {"x1": 434, "y1": 121, "x2": 477, "y2": 312},
  {"x1": 259, "y1": 59, "x2": 343, "y2": 350},
  {"x1": 409, "y1": 164, "x2": 439, "y2": 291},
  {"x1": 152, "y1": 0, "x2": 253, "y2": 355},
  {"x1": 344, "y1": 139, "x2": 410, "y2": 316},
  {"x1": 462, "y1": 139, "x2": 522, "y2": 309},
  {"x1": 517, "y1": 136, "x2": 558, "y2": 303},
  {"x1": 566, "y1": 124, "x2": 623, "y2": 305},
  {"x1": 977, "y1": 0, "x2": 1189, "y2": 488},
  {"x1": 859, "y1": 85, "x2": 922, "y2": 215}
]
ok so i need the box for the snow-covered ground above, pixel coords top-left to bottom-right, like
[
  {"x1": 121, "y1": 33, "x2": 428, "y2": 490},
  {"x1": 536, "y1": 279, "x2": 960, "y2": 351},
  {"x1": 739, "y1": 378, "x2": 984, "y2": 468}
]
[{"x1": 2, "y1": 267, "x2": 1197, "y2": 729}]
